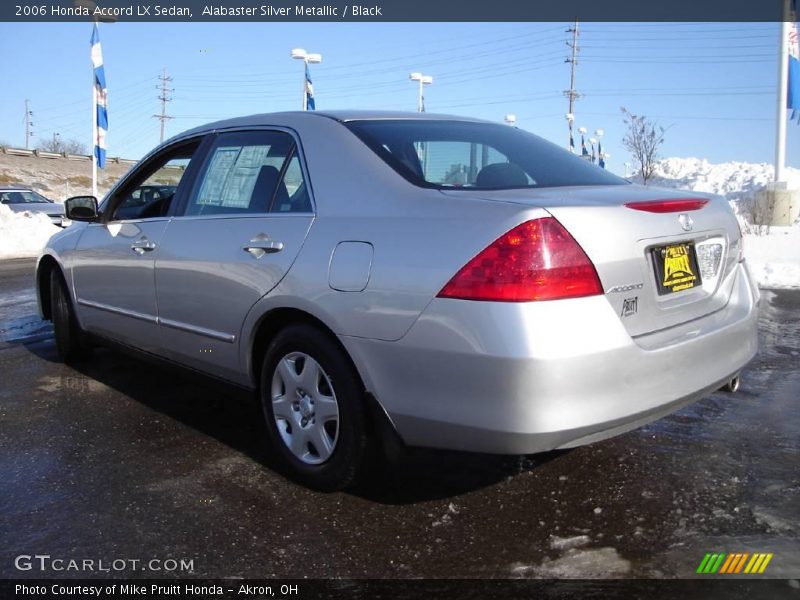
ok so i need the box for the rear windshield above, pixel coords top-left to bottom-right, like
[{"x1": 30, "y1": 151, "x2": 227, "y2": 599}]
[{"x1": 344, "y1": 119, "x2": 626, "y2": 190}]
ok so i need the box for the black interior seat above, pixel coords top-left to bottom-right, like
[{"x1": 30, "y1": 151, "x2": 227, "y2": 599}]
[{"x1": 476, "y1": 162, "x2": 529, "y2": 188}]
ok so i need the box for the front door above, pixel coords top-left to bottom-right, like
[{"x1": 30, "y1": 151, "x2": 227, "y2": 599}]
[{"x1": 71, "y1": 139, "x2": 204, "y2": 353}]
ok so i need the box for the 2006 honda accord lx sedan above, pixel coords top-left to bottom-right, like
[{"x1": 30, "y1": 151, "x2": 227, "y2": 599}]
[{"x1": 37, "y1": 111, "x2": 759, "y2": 490}]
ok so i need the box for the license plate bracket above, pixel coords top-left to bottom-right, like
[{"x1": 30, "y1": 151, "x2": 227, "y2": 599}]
[{"x1": 652, "y1": 242, "x2": 701, "y2": 295}]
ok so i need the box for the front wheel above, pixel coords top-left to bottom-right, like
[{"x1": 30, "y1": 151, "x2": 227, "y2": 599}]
[
  {"x1": 260, "y1": 324, "x2": 370, "y2": 491},
  {"x1": 50, "y1": 269, "x2": 88, "y2": 363}
]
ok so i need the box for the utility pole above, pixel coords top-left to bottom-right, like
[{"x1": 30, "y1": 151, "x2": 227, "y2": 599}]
[
  {"x1": 776, "y1": 0, "x2": 792, "y2": 183},
  {"x1": 24, "y1": 99, "x2": 34, "y2": 149},
  {"x1": 564, "y1": 19, "x2": 581, "y2": 151},
  {"x1": 153, "y1": 68, "x2": 174, "y2": 143}
]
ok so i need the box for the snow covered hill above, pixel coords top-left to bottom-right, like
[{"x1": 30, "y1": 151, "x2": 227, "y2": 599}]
[{"x1": 643, "y1": 157, "x2": 800, "y2": 204}]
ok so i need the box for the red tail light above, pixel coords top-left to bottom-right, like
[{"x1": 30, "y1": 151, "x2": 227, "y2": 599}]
[
  {"x1": 437, "y1": 217, "x2": 603, "y2": 302},
  {"x1": 624, "y1": 198, "x2": 709, "y2": 213}
]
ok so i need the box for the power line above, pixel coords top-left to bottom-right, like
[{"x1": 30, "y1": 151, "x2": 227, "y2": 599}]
[{"x1": 581, "y1": 57, "x2": 772, "y2": 64}]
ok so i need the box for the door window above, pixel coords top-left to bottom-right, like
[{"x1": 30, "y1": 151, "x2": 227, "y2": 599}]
[
  {"x1": 110, "y1": 143, "x2": 200, "y2": 221},
  {"x1": 183, "y1": 131, "x2": 310, "y2": 216}
]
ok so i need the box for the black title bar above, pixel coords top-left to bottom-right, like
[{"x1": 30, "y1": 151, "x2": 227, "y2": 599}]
[
  {"x1": 1, "y1": 578, "x2": 794, "y2": 600},
  {"x1": 2, "y1": 0, "x2": 789, "y2": 22}
]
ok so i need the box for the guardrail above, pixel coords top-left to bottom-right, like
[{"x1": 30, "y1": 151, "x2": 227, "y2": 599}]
[{"x1": 0, "y1": 146, "x2": 137, "y2": 165}]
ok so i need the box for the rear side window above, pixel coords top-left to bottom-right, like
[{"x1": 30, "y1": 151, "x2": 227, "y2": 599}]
[
  {"x1": 345, "y1": 119, "x2": 626, "y2": 190},
  {"x1": 183, "y1": 130, "x2": 310, "y2": 216}
]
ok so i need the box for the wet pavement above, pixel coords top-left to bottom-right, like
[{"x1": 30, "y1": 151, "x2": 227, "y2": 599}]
[{"x1": 1, "y1": 258, "x2": 798, "y2": 579}]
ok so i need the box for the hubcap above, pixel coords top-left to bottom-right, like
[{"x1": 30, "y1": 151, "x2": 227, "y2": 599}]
[{"x1": 270, "y1": 352, "x2": 339, "y2": 465}]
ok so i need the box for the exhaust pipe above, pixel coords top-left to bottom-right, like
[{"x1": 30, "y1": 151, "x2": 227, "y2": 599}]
[{"x1": 721, "y1": 374, "x2": 741, "y2": 393}]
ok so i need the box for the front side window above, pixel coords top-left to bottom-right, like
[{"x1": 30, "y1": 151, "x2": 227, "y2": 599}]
[
  {"x1": 111, "y1": 144, "x2": 199, "y2": 221},
  {"x1": 345, "y1": 119, "x2": 626, "y2": 190},
  {"x1": 184, "y1": 130, "x2": 310, "y2": 216}
]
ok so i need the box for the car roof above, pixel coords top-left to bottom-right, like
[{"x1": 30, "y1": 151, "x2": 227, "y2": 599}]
[
  {"x1": 174, "y1": 110, "x2": 490, "y2": 141},
  {"x1": 0, "y1": 185, "x2": 34, "y2": 192}
]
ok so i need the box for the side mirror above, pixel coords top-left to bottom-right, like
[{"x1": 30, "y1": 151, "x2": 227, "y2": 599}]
[{"x1": 65, "y1": 196, "x2": 99, "y2": 222}]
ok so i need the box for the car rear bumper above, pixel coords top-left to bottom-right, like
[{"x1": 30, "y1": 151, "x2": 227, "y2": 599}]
[{"x1": 341, "y1": 262, "x2": 759, "y2": 454}]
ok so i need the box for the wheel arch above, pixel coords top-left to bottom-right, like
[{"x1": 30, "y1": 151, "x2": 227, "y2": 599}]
[
  {"x1": 248, "y1": 306, "x2": 404, "y2": 455},
  {"x1": 36, "y1": 254, "x2": 62, "y2": 321},
  {"x1": 250, "y1": 307, "x2": 352, "y2": 388}
]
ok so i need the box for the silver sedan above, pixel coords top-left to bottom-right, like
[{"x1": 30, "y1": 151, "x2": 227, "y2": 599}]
[
  {"x1": 1, "y1": 187, "x2": 66, "y2": 227},
  {"x1": 36, "y1": 111, "x2": 759, "y2": 490}
]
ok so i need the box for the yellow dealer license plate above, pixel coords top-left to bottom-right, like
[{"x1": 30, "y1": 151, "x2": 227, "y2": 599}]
[{"x1": 652, "y1": 242, "x2": 701, "y2": 295}]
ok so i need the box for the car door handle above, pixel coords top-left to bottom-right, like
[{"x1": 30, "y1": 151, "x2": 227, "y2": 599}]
[
  {"x1": 243, "y1": 237, "x2": 284, "y2": 259},
  {"x1": 131, "y1": 238, "x2": 156, "y2": 255}
]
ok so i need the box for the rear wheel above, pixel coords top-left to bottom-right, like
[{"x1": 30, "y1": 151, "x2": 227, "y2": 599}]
[
  {"x1": 50, "y1": 269, "x2": 88, "y2": 363},
  {"x1": 260, "y1": 324, "x2": 370, "y2": 491}
]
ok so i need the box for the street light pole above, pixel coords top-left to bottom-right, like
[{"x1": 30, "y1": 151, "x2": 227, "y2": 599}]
[
  {"x1": 409, "y1": 72, "x2": 433, "y2": 112},
  {"x1": 291, "y1": 48, "x2": 322, "y2": 111}
]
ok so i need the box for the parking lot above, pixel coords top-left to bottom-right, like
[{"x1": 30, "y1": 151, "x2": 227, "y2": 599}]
[{"x1": 1, "y1": 257, "x2": 798, "y2": 579}]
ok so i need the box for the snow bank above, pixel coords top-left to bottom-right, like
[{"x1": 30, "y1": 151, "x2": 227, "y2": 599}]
[
  {"x1": 512, "y1": 547, "x2": 632, "y2": 578},
  {"x1": 0, "y1": 204, "x2": 61, "y2": 260},
  {"x1": 744, "y1": 227, "x2": 800, "y2": 289},
  {"x1": 644, "y1": 157, "x2": 800, "y2": 208}
]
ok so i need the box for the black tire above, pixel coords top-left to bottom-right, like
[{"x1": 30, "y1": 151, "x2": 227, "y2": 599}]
[
  {"x1": 50, "y1": 269, "x2": 88, "y2": 363},
  {"x1": 260, "y1": 324, "x2": 370, "y2": 491}
]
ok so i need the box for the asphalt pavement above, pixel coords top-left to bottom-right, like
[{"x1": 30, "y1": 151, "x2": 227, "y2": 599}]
[{"x1": 1, "y1": 258, "x2": 798, "y2": 580}]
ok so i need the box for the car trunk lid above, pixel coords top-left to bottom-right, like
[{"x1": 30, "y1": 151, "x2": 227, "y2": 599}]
[{"x1": 439, "y1": 184, "x2": 742, "y2": 337}]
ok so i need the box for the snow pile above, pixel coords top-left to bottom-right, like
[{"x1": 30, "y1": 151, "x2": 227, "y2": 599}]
[
  {"x1": 644, "y1": 157, "x2": 800, "y2": 207},
  {"x1": 511, "y1": 547, "x2": 632, "y2": 578},
  {"x1": 743, "y1": 226, "x2": 800, "y2": 289},
  {"x1": 0, "y1": 204, "x2": 61, "y2": 260}
]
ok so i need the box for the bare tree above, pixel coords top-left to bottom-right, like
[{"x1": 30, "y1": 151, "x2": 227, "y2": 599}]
[
  {"x1": 621, "y1": 107, "x2": 666, "y2": 185},
  {"x1": 36, "y1": 137, "x2": 87, "y2": 155}
]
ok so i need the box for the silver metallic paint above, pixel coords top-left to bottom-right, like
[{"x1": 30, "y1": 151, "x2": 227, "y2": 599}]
[{"x1": 38, "y1": 111, "x2": 759, "y2": 455}]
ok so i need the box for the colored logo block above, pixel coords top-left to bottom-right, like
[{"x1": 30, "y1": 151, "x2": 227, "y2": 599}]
[{"x1": 696, "y1": 552, "x2": 773, "y2": 574}]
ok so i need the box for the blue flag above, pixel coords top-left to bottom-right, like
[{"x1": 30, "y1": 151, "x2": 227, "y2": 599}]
[
  {"x1": 789, "y1": 19, "x2": 800, "y2": 122},
  {"x1": 305, "y1": 63, "x2": 315, "y2": 111},
  {"x1": 90, "y1": 23, "x2": 108, "y2": 168},
  {"x1": 569, "y1": 132, "x2": 575, "y2": 153},
  {"x1": 598, "y1": 141, "x2": 606, "y2": 168},
  {"x1": 581, "y1": 134, "x2": 589, "y2": 156}
]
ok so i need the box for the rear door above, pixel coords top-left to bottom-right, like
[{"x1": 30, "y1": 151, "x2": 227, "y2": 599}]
[
  {"x1": 71, "y1": 139, "x2": 204, "y2": 352},
  {"x1": 154, "y1": 129, "x2": 314, "y2": 380}
]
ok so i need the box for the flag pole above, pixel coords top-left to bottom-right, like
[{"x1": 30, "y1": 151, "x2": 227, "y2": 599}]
[
  {"x1": 91, "y1": 22, "x2": 98, "y2": 198},
  {"x1": 92, "y1": 76, "x2": 98, "y2": 198},
  {"x1": 776, "y1": 0, "x2": 791, "y2": 183}
]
